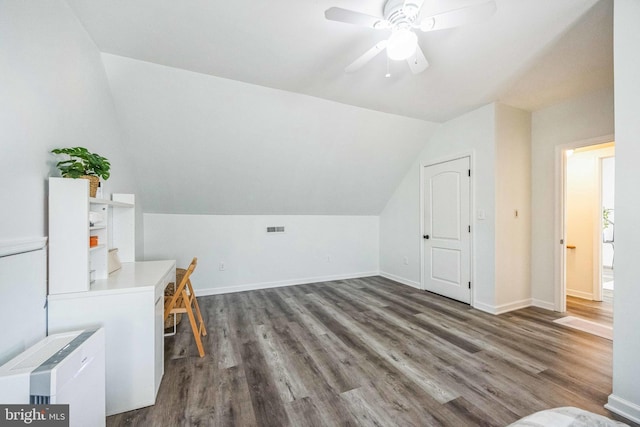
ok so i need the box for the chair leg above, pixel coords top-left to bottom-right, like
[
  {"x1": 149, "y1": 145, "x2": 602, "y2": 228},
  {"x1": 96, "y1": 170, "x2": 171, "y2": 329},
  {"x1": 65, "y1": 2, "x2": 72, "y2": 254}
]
[
  {"x1": 192, "y1": 296, "x2": 207, "y2": 337},
  {"x1": 184, "y1": 294, "x2": 205, "y2": 357}
]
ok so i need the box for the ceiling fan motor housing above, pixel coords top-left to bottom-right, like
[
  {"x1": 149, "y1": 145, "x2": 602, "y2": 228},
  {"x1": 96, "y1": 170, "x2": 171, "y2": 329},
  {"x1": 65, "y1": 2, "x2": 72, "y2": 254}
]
[
  {"x1": 324, "y1": 0, "x2": 495, "y2": 74},
  {"x1": 383, "y1": 0, "x2": 421, "y2": 30}
]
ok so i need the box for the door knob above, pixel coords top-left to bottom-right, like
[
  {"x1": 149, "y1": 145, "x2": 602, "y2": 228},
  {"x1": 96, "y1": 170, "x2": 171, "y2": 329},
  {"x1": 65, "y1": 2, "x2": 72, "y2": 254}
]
[{"x1": 423, "y1": 235, "x2": 430, "y2": 239}]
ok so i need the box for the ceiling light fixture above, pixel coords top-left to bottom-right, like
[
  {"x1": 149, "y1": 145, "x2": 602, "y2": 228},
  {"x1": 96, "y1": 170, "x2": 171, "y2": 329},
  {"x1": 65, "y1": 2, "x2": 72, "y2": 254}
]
[
  {"x1": 325, "y1": 0, "x2": 497, "y2": 74},
  {"x1": 386, "y1": 29, "x2": 418, "y2": 61}
]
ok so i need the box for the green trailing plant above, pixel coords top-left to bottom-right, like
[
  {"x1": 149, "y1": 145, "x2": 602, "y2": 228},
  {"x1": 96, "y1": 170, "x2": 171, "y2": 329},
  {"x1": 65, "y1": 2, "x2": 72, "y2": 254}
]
[
  {"x1": 51, "y1": 147, "x2": 111, "y2": 180},
  {"x1": 603, "y1": 207, "x2": 613, "y2": 229}
]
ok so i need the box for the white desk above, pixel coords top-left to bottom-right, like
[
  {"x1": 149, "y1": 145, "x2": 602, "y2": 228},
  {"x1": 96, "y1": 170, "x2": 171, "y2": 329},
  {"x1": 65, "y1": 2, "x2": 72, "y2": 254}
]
[{"x1": 48, "y1": 260, "x2": 175, "y2": 416}]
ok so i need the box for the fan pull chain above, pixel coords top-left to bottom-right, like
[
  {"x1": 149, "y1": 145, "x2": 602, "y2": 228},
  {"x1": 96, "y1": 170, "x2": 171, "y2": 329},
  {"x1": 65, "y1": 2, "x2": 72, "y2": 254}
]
[{"x1": 385, "y1": 56, "x2": 391, "y2": 78}]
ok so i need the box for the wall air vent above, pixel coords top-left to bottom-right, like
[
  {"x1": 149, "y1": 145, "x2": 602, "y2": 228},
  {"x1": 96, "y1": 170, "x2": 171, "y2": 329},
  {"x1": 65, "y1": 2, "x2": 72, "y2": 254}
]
[{"x1": 266, "y1": 226, "x2": 285, "y2": 233}]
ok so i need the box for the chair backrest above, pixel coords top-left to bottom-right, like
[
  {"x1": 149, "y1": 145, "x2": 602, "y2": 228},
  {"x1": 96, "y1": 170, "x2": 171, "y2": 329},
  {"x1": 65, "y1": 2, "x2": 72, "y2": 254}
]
[
  {"x1": 164, "y1": 257, "x2": 197, "y2": 320},
  {"x1": 176, "y1": 257, "x2": 197, "y2": 294}
]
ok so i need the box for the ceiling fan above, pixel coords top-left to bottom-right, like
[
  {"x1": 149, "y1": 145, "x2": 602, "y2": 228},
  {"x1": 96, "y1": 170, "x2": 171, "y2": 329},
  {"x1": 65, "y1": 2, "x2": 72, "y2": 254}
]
[{"x1": 325, "y1": 0, "x2": 497, "y2": 74}]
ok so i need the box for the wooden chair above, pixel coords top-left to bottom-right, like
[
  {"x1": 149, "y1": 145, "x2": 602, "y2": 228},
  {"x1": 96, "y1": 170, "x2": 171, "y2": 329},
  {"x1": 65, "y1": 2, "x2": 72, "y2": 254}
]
[{"x1": 164, "y1": 257, "x2": 207, "y2": 357}]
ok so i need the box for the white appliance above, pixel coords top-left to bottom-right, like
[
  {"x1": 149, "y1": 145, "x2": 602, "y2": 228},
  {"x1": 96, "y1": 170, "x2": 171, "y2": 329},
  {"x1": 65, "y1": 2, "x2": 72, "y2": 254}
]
[{"x1": 0, "y1": 328, "x2": 106, "y2": 427}]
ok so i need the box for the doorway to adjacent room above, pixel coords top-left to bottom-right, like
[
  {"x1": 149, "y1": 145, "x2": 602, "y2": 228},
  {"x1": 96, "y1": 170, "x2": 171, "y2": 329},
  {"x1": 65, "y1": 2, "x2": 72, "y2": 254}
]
[{"x1": 560, "y1": 141, "x2": 615, "y2": 329}]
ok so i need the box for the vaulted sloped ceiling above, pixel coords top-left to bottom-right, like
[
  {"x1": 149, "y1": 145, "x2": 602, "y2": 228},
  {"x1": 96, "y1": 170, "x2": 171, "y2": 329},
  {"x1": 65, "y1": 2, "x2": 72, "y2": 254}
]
[
  {"x1": 67, "y1": 0, "x2": 610, "y2": 122},
  {"x1": 499, "y1": 0, "x2": 612, "y2": 111},
  {"x1": 65, "y1": 0, "x2": 612, "y2": 215},
  {"x1": 102, "y1": 54, "x2": 439, "y2": 214}
]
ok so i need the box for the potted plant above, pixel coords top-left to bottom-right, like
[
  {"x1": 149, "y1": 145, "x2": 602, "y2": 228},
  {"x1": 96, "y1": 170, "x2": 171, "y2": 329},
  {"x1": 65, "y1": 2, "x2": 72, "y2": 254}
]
[
  {"x1": 603, "y1": 207, "x2": 613, "y2": 229},
  {"x1": 51, "y1": 147, "x2": 111, "y2": 197}
]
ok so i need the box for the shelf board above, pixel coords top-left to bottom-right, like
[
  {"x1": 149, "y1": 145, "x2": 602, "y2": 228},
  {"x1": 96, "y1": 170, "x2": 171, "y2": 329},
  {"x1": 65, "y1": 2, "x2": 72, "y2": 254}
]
[
  {"x1": 89, "y1": 244, "x2": 106, "y2": 252},
  {"x1": 89, "y1": 197, "x2": 134, "y2": 208},
  {"x1": 90, "y1": 225, "x2": 106, "y2": 231}
]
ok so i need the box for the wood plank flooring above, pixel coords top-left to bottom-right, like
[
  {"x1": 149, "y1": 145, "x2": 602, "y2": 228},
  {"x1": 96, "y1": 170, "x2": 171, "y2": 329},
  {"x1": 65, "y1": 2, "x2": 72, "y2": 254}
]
[
  {"x1": 108, "y1": 276, "x2": 620, "y2": 426},
  {"x1": 567, "y1": 289, "x2": 613, "y2": 327}
]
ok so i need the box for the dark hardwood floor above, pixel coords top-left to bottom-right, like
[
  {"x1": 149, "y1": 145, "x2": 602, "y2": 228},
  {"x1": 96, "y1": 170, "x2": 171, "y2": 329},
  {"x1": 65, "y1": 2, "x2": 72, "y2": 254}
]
[{"x1": 108, "y1": 276, "x2": 620, "y2": 426}]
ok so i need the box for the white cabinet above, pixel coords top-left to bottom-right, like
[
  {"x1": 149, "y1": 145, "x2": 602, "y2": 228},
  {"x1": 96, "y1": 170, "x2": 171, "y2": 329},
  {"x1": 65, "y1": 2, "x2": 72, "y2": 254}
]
[
  {"x1": 49, "y1": 177, "x2": 134, "y2": 295},
  {"x1": 154, "y1": 286, "x2": 166, "y2": 396},
  {"x1": 48, "y1": 261, "x2": 175, "y2": 416},
  {"x1": 47, "y1": 177, "x2": 175, "y2": 416}
]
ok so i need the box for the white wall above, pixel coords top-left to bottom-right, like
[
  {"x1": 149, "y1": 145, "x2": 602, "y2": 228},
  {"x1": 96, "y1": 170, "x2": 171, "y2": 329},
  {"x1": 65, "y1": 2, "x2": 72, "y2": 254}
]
[
  {"x1": 144, "y1": 214, "x2": 379, "y2": 294},
  {"x1": 380, "y1": 103, "x2": 497, "y2": 305},
  {"x1": 380, "y1": 102, "x2": 532, "y2": 313},
  {"x1": 101, "y1": 53, "x2": 439, "y2": 216},
  {"x1": 608, "y1": 0, "x2": 640, "y2": 421},
  {"x1": 565, "y1": 145, "x2": 614, "y2": 299},
  {"x1": 0, "y1": 1, "x2": 140, "y2": 363},
  {"x1": 495, "y1": 105, "x2": 532, "y2": 309},
  {"x1": 0, "y1": 0, "x2": 141, "y2": 253},
  {"x1": 530, "y1": 87, "x2": 614, "y2": 306},
  {"x1": 0, "y1": 244, "x2": 47, "y2": 365}
]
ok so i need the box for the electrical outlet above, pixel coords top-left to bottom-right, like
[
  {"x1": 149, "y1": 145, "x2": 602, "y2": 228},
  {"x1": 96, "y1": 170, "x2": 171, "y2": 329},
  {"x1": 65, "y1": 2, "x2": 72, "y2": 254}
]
[
  {"x1": 219, "y1": 262, "x2": 225, "y2": 271},
  {"x1": 403, "y1": 257, "x2": 409, "y2": 265}
]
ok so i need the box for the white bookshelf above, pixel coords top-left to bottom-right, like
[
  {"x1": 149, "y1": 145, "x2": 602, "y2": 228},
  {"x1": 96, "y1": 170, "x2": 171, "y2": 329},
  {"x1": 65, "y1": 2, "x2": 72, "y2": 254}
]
[
  {"x1": 48, "y1": 177, "x2": 135, "y2": 295},
  {"x1": 48, "y1": 177, "x2": 173, "y2": 415}
]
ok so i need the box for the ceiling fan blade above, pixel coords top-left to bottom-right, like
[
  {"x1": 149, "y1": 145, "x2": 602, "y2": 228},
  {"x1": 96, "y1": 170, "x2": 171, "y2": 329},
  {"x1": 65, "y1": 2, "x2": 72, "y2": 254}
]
[
  {"x1": 325, "y1": 7, "x2": 386, "y2": 29},
  {"x1": 418, "y1": 0, "x2": 496, "y2": 32},
  {"x1": 406, "y1": 45, "x2": 429, "y2": 74},
  {"x1": 345, "y1": 40, "x2": 388, "y2": 73}
]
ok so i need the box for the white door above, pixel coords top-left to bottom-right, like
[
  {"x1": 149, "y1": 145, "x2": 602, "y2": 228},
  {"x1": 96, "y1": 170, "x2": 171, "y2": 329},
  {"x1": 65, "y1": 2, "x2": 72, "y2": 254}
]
[{"x1": 422, "y1": 157, "x2": 471, "y2": 303}]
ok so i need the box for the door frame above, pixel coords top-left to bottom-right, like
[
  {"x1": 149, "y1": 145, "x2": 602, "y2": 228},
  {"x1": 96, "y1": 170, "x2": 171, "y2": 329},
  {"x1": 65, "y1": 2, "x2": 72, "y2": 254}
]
[
  {"x1": 593, "y1": 155, "x2": 605, "y2": 302},
  {"x1": 420, "y1": 151, "x2": 475, "y2": 306},
  {"x1": 554, "y1": 134, "x2": 614, "y2": 312},
  {"x1": 598, "y1": 154, "x2": 616, "y2": 301}
]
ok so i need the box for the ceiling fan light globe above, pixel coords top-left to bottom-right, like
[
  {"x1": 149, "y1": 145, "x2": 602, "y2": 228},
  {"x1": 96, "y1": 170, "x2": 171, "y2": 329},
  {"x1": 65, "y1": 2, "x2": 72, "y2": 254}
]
[{"x1": 386, "y1": 29, "x2": 418, "y2": 61}]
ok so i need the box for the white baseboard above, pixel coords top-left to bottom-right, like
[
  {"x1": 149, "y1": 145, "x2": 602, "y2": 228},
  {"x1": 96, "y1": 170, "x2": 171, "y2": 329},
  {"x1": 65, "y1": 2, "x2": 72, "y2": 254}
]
[
  {"x1": 495, "y1": 298, "x2": 533, "y2": 315},
  {"x1": 531, "y1": 299, "x2": 556, "y2": 311},
  {"x1": 566, "y1": 289, "x2": 594, "y2": 300},
  {"x1": 378, "y1": 271, "x2": 422, "y2": 290},
  {"x1": 196, "y1": 271, "x2": 379, "y2": 296},
  {"x1": 473, "y1": 301, "x2": 496, "y2": 314},
  {"x1": 473, "y1": 298, "x2": 532, "y2": 315},
  {"x1": 606, "y1": 394, "x2": 640, "y2": 424}
]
